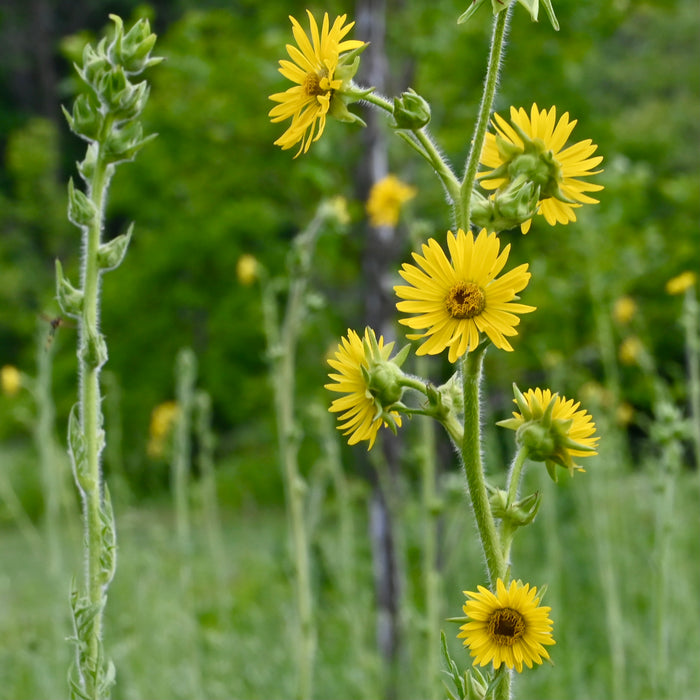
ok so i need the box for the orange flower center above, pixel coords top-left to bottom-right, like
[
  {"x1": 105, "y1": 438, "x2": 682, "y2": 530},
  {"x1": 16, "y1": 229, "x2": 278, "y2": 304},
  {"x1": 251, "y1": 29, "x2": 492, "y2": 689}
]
[
  {"x1": 488, "y1": 607, "x2": 525, "y2": 647},
  {"x1": 445, "y1": 282, "x2": 486, "y2": 319}
]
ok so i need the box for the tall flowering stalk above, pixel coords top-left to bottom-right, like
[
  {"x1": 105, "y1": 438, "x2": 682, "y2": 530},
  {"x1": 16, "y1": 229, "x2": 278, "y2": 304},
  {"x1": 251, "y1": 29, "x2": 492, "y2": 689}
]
[
  {"x1": 270, "y1": 2, "x2": 604, "y2": 698},
  {"x1": 58, "y1": 16, "x2": 160, "y2": 700},
  {"x1": 258, "y1": 200, "x2": 348, "y2": 700}
]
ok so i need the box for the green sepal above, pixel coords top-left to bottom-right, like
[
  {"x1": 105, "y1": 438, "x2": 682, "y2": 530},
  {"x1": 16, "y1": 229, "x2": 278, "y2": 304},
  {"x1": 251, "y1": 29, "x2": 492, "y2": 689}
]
[
  {"x1": 457, "y1": 0, "x2": 488, "y2": 24},
  {"x1": 77, "y1": 143, "x2": 98, "y2": 182},
  {"x1": 97, "y1": 224, "x2": 133, "y2": 271},
  {"x1": 516, "y1": 0, "x2": 560, "y2": 30},
  {"x1": 55, "y1": 259, "x2": 84, "y2": 318},
  {"x1": 67, "y1": 178, "x2": 97, "y2": 228}
]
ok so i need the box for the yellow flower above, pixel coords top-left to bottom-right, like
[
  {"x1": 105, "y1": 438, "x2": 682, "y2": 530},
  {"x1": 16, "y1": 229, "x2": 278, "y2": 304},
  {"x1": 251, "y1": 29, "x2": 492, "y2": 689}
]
[
  {"x1": 619, "y1": 336, "x2": 644, "y2": 366},
  {"x1": 147, "y1": 401, "x2": 179, "y2": 459},
  {"x1": 366, "y1": 174, "x2": 417, "y2": 227},
  {"x1": 499, "y1": 386, "x2": 599, "y2": 479},
  {"x1": 479, "y1": 104, "x2": 603, "y2": 233},
  {"x1": 612, "y1": 296, "x2": 637, "y2": 325},
  {"x1": 1, "y1": 365, "x2": 22, "y2": 397},
  {"x1": 666, "y1": 270, "x2": 696, "y2": 295},
  {"x1": 458, "y1": 578, "x2": 555, "y2": 673},
  {"x1": 394, "y1": 229, "x2": 535, "y2": 363},
  {"x1": 236, "y1": 254, "x2": 259, "y2": 286},
  {"x1": 269, "y1": 11, "x2": 365, "y2": 157},
  {"x1": 325, "y1": 327, "x2": 404, "y2": 449}
]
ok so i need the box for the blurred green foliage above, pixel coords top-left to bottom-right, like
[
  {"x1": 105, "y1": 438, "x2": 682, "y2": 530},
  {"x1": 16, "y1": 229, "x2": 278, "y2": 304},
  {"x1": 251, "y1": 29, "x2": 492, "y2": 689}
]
[{"x1": 0, "y1": 0, "x2": 698, "y2": 495}]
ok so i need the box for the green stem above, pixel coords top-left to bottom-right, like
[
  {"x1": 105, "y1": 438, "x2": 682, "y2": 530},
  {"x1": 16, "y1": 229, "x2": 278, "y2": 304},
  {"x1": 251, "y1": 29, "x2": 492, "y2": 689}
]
[
  {"x1": 457, "y1": 7, "x2": 511, "y2": 232},
  {"x1": 79, "y1": 145, "x2": 114, "y2": 693},
  {"x1": 362, "y1": 90, "x2": 461, "y2": 204},
  {"x1": 460, "y1": 348, "x2": 505, "y2": 586},
  {"x1": 500, "y1": 447, "x2": 529, "y2": 566}
]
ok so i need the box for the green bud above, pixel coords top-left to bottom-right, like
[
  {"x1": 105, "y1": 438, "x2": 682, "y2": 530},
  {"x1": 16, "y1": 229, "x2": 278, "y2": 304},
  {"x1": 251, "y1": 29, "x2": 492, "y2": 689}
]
[
  {"x1": 391, "y1": 89, "x2": 431, "y2": 130},
  {"x1": 77, "y1": 143, "x2": 98, "y2": 181},
  {"x1": 67, "y1": 178, "x2": 97, "y2": 227},
  {"x1": 103, "y1": 121, "x2": 157, "y2": 163},
  {"x1": 97, "y1": 224, "x2": 133, "y2": 271},
  {"x1": 55, "y1": 259, "x2": 84, "y2": 318},
  {"x1": 63, "y1": 94, "x2": 103, "y2": 142},
  {"x1": 471, "y1": 176, "x2": 541, "y2": 232},
  {"x1": 81, "y1": 330, "x2": 108, "y2": 368},
  {"x1": 78, "y1": 40, "x2": 110, "y2": 87},
  {"x1": 108, "y1": 15, "x2": 161, "y2": 74},
  {"x1": 96, "y1": 66, "x2": 129, "y2": 109}
]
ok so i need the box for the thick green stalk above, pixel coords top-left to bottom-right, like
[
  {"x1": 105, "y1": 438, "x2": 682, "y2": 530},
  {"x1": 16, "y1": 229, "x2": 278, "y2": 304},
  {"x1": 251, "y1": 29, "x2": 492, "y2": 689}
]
[
  {"x1": 460, "y1": 348, "x2": 505, "y2": 585},
  {"x1": 457, "y1": 7, "x2": 511, "y2": 232},
  {"x1": 79, "y1": 147, "x2": 114, "y2": 689}
]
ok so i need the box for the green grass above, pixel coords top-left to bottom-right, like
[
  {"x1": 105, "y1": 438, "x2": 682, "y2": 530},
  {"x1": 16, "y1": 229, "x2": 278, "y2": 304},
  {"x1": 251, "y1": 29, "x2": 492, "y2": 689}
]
[{"x1": 1, "y1": 449, "x2": 699, "y2": 700}]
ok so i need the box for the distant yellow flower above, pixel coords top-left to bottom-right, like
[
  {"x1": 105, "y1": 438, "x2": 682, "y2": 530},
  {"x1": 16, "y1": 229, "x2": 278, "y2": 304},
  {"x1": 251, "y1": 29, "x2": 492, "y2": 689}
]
[
  {"x1": 395, "y1": 229, "x2": 535, "y2": 363},
  {"x1": 666, "y1": 270, "x2": 696, "y2": 295},
  {"x1": 458, "y1": 578, "x2": 555, "y2": 673},
  {"x1": 498, "y1": 386, "x2": 599, "y2": 479},
  {"x1": 325, "y1": 327, "x2": 404, "y2": 449},
  {"x1": 236, "y1": 254, "x2": 259, "y2": 286},
  {"x1": 619, "y1": 336, "x2": 644, "y2": 366},
  {"x1": 366, "y1": 175, "x2": 417, "y2": 227},
  {"x1": 613, "y1": 296, "x2": 637, "y2": 325},
  {"x1": 479, "y1": 104, "x2": 603, "y2": 233},
  {"x1": 269, "y1": 11, "x2": 365, "y2": 157},
  {"x1": 1, "y1": 365, "x2": 21, "y2": 397},
  {"x1": 147, "y1": 401, "x2": 179, "y2": 459}
]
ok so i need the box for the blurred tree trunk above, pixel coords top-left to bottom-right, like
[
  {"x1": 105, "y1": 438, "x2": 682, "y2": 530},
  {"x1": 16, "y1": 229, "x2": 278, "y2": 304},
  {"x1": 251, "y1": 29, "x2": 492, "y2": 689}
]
[{"x1": 354, "y1": 1, "x2": 403, "y2": 695}]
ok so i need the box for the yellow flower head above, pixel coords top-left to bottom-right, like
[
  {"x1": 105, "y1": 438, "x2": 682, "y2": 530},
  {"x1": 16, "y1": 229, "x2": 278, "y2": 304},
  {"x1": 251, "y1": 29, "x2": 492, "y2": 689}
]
[
  {"x1": 498, "y1": 386, "x2": 599, "y2": 480},
  {"x1": 458, "y1": 578, "x2": 555, "y2": 673},
  {"x1": 395, "y1": 229, "x2": 535, "y2": 363},
  {"x1": 1, "y1": 365, "x2": 22, "y2": 397},
  {"x1": 147, "y1": 400, "x2": 179, "y2": 459},
  {"x1": 269, "y1": 11, "x2": 366, "y2": 157},
  {"x1": 479, "y1": 104, "x2": 603, "y2": 233},
  {"x1": 325, "y1": 327, "x2": 406, "y2": 450},
  {"x1": 612, "y1": 296, "x2": 637, "y2": 325},
  {"x1": 366, "y1": 175, "x2": 417, "y2": 227},
  {"x1": 236, "y1": 254, "x2": 260, "y2": 286},
  {"x1": 665, "y1": 270, "x2": 696, "y2": 295},
  {"x1": 619, "y1": 336, "x2": 644, "y2": 366}
]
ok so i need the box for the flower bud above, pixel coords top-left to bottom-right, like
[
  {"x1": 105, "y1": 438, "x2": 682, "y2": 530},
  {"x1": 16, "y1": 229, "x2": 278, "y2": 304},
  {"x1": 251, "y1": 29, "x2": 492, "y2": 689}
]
[
  {"x1": 63, "y1": 94, "x2": 103, "y2": 142},
  {"x1": 67, "y1": 178, "x2": 97, "y2": 227},
  {"x1": 108, "y1": 15, "x2": 160, "y2": 74},
  {"x1": 392, "y1": 89, "x2": 431, "y2": 130},
  {"x1": 97, "y1": 225, "x2": 133, "y2": 271},
  {"x1": 55, "y1": 259, "x2": 84, "y2": 317}
]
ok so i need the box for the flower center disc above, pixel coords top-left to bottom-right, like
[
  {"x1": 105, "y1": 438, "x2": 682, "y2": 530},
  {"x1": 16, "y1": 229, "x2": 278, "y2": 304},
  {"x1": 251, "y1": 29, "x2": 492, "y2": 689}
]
[
  {"x1": 488, "y1": 607, "x2": 525, "y2": 647},
  {"x1": 445, "y1": 282, "x2": 486, "y2": 319},
  {"x1": 303, "y1": 71, "x2": 326, "y2": 97}
]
